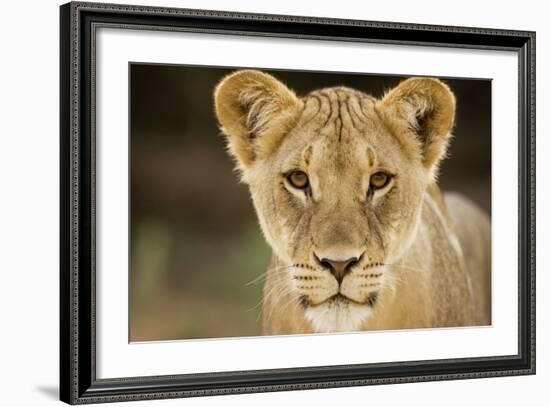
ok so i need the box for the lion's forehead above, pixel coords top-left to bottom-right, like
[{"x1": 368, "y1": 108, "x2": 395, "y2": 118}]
[
  {"x1": 301, "y1": 86, "x2": 379, "y2": 138},
  {"x1": 269, "y1": 86, "x2": 412, "y2": 198},
  {"x1": 281, "y1": 86, "x2": 402, "y2": 164}
]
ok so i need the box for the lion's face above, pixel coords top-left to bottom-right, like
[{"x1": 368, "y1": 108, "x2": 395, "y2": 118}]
[{"x1": 215, "y1": 70, "x2": 455, "y2": 332}]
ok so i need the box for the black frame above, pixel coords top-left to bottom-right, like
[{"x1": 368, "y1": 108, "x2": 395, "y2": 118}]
[{"x1": 60, "y1": 1, "x2": 536, "y2": 404}]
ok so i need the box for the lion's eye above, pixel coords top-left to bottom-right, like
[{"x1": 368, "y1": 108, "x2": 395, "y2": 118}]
[
  {"x1": 369, "y1": 172, "x2": 391, "y2": 190},
  {"x1": 287, "y1": 171, "x2": 309, "y2": 189}
]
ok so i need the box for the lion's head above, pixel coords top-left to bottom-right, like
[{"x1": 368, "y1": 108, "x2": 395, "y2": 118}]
[{"x1": 214, "y1": 70, "x2": 456, "y2": 332}]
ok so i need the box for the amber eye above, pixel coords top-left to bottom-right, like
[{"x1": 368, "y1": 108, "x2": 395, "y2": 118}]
[
  {"x1": 369, "y1": 172, "x2": 391, "y2": 190},
  {"x1": 287, "y1": 171, "x2": 309, "y2": 189}
]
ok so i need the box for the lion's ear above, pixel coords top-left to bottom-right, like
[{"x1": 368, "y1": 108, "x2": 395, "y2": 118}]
[
  {"x1": 379, "y1": 78, "x2": 456, "y2": 179},
  {"x1": 214, "y1": 70, "x2": 303, "y2": 170}
]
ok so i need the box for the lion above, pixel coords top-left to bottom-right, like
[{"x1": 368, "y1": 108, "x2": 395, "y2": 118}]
[{"x1": 214, "y1": 69, "x2": 491, "y2": 335}]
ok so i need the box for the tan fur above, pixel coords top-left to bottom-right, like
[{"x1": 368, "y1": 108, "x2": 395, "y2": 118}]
[{"x1": 214, "y1": 70, "x2": 491, "y2": 334}]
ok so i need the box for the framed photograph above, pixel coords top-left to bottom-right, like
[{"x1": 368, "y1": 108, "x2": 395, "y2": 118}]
[{"x1": 60, "y1": 1, "x2": 536, "y2": 404}]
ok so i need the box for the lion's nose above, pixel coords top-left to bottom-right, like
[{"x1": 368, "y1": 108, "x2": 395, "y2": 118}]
[{"x1": 317, "y1": 256, "x2": 359, "y2": 284}]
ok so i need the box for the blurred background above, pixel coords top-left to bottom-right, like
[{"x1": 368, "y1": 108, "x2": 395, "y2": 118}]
[{"x1": 130, "y1": 64, "x2": 491, "y2": 342}]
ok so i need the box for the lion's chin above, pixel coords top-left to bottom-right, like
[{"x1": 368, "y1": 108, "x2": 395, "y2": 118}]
[{"x1": 304, "y1": 295, "x2": 373, "y2": 333}]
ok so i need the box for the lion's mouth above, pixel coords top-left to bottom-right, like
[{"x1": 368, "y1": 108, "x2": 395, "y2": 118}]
[{"x1": 311, "y1": 292, "x2": 378, "y2": 307}]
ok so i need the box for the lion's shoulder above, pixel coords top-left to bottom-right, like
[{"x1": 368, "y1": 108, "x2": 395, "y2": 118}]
[{"x1": 443, "y1": 192, "x2": 492, "y2": 324}]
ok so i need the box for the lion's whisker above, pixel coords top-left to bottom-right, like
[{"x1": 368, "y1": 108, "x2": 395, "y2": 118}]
[
  {"x1": 250, "y1": 278, "x2": 293, "y2": 322},
  {"x1": 244, "y1": 264, "x2": 299, "y2": 286},
  {"x1": 264, "y1": 283, "x2": 302, "y2": 322}
]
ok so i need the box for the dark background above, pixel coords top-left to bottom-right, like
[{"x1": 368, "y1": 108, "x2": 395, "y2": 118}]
[{"x1": 130, "y1": 64, "x2": 491, "y2": 341}]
